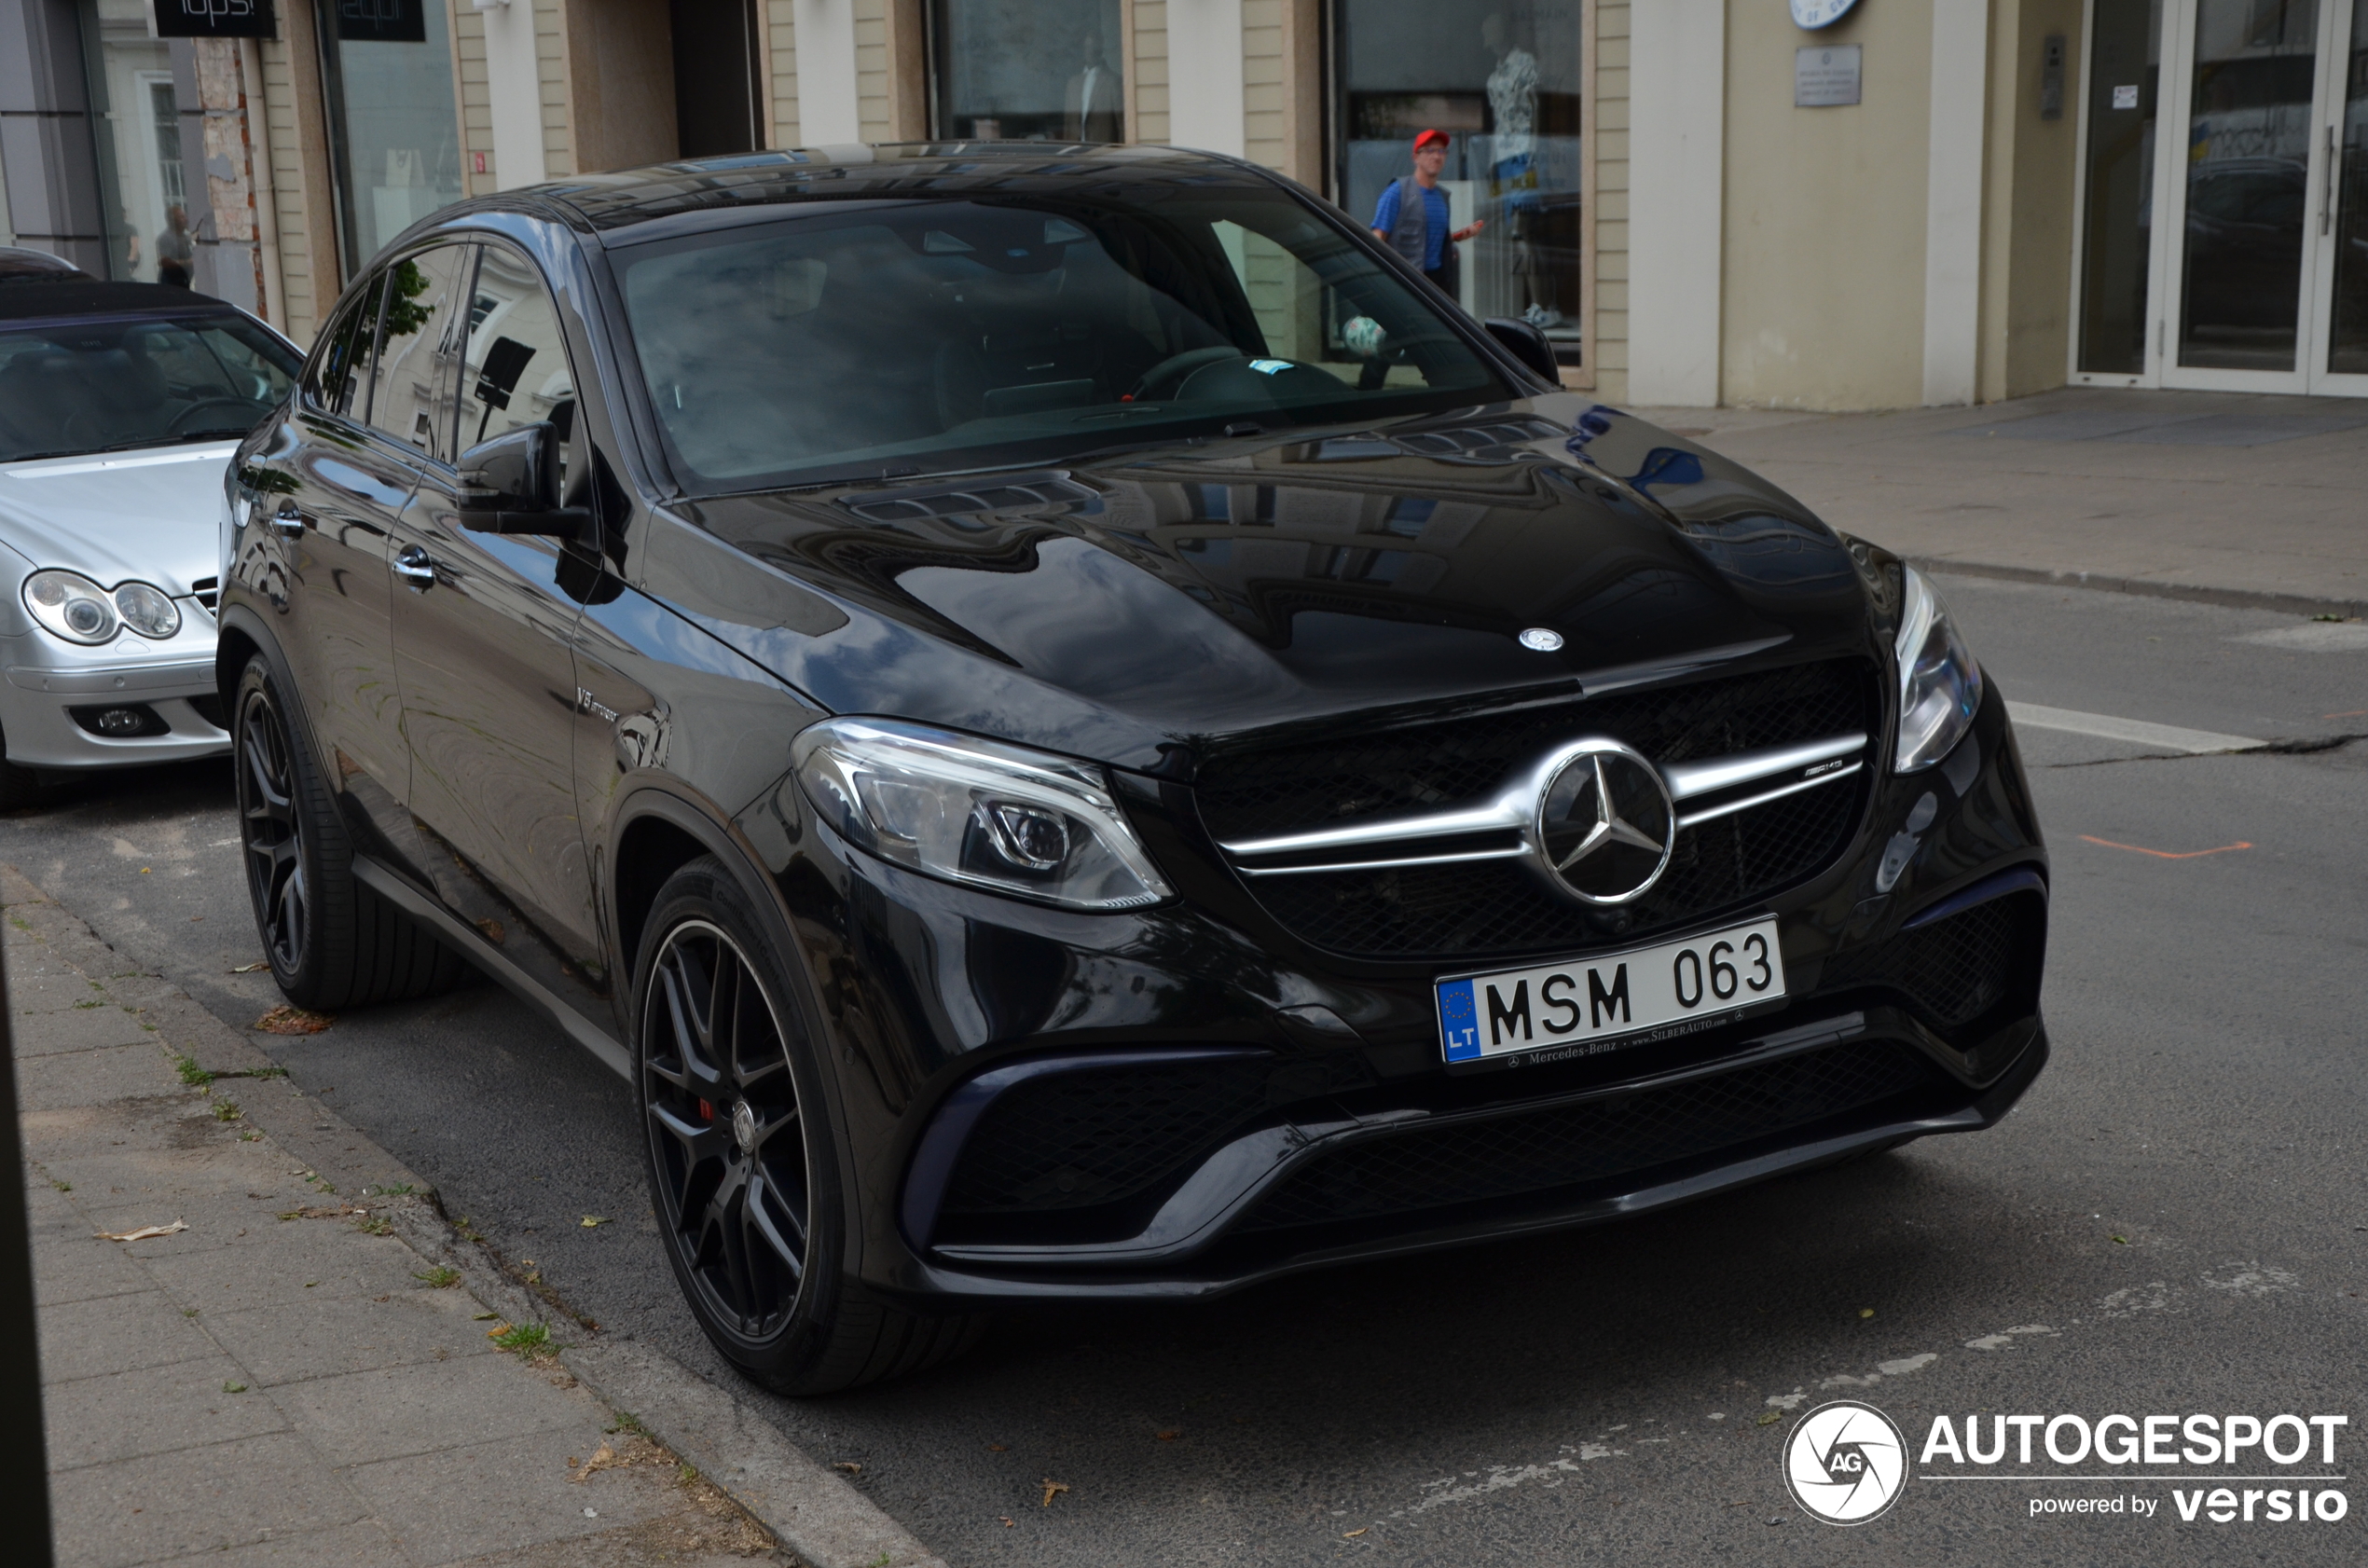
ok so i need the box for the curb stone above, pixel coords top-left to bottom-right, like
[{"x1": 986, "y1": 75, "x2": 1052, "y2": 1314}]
[
  {"x1": 387, "y1": 1202, "x2": 954, "y2": 1568},
  {"x1": 4, "y1": 864, "x2": 950, "y2": 1568},
  {"x1": 1908, "y1": 557, "x2": 2368, "y2": 623}
]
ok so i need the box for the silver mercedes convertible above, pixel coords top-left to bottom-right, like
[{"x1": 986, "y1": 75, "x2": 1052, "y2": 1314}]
[{"x1": 0, "y1": 266, "x2": 300, "y2": 805}]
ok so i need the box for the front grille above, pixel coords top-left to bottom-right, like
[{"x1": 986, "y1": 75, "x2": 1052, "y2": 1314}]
[
  {"x1": 190, "y1": 575, "x2": 218, "y2": 612},
  {"x1": 1197, "y1": 658, "x2": 1871, "y2": 844},
  {"x1": 1198, "y1": 658, "x2": 1875, "y2": 960},
  {"x1": 941, "y1": 1058, "x2": 1276, "y2": 1216},
  {"x1": 1824, "y1": 893, "x2": 2038, "y2": 1032},
  {"x1": 1238, "y1": 1039, "x2": 1942, "y2": 1233},
  {"x1": 1245, "y1": 782, "x2": 1858, "y2": 959}
]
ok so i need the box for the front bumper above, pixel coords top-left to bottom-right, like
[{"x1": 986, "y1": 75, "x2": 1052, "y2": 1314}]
[
  {"x1": 0, "y1": 619, "x2": 227, "y2": 770},
  {"x1": 750, "y1": 681, "x2": 2048, "y2": 1305}
]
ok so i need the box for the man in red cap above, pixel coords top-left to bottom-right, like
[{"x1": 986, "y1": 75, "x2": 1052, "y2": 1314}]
[{"x1": 1371, "y1": 129, "x2": 1484, "y2": 296}]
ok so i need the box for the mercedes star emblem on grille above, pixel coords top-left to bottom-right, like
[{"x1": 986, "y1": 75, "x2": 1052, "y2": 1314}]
[{"x1": 1536, "y1": 741, "x2": 1676, "y2": 904}]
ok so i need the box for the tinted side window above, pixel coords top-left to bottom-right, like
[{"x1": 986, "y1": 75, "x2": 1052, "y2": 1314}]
[
  {"x1": 458, "y1": 246, "x2": 577, "y2": 470},
  {"x1": 304, "y1": 277, "x2": 385, "y2": 418},
  {"x1": 369, "y1": 244, "x2": 477, "y2": 461}
]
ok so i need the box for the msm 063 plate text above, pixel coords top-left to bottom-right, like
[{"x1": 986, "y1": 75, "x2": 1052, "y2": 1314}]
[{"x1": 1436, "y1": 916, "x2": 1786, "y2": 1065}]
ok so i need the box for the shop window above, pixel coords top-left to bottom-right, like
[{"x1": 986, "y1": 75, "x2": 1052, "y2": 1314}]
[
  {"x1": 1335, "y1": 1, "x2": 1583, "y2": 356},
  {"x1": 929, "y1": 0, "x2": 1124, "y2": 143},
  {"x1": 76, "y1": 0, "x2": 191, "y2": 283},
  {"x1": 316, "y1": 0, "x2": 466, "y2": 276}
]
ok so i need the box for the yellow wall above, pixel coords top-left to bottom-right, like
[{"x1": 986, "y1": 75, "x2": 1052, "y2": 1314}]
[
  {"x1": 1592, "y1": 0, "x2": 1628, "y2": 403},
  {"x1": 1985, "y1": 0, "x2": 2084, "y2": 401},
  {"x1": 1722, "y1": 1, "x2": 1934, "y2": 409}
]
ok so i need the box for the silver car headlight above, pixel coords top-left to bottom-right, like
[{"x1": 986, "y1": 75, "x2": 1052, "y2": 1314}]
[
  {"x1": 112, "y1": 582, "x2": 182, "y2": 640},
  {"x1": 23, "y1": 570, "x2": 122, "y2": 644},
  {"x1": 792, "y1": 718, "x2": 1174, "y2": 912},
  {"x1": 1893, "y1": 566, "x2": 1983, "y2": 772}
]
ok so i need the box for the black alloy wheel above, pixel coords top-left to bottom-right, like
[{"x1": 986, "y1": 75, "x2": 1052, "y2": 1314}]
[
  {"x1": 229, "y1": 653, "x2": 467, "y2": 1011},
  {"x1": 633, "y1": 857, "x2": 985, "y2": 1394},
  {"x1": 236, "y1": 678, "x2": 310, "y2": 976},
  {"x1": 641, "y1": 916, "x2": 814, "y2": 1341}
]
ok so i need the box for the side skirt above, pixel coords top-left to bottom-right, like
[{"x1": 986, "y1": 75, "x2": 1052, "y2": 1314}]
[{"x1": 351, "y1": 855, "x2": 631, "y2": 1080}]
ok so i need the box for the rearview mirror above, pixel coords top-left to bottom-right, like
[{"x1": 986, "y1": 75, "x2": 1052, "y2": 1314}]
[
  {"x1": 455, "y1": 422, "x2": 591, "y2": 539},
  {"x1": 1482, "y1": 317, "x2": 1560, "y2": 384}
]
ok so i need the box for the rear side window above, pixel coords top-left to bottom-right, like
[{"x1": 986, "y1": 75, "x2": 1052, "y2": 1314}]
[
  {"x1": 305, "y1": 277, "x2": 385, "y2": 418},
  {"x1": 369, "y1": 244, "x2": 477, "y2": 461}
]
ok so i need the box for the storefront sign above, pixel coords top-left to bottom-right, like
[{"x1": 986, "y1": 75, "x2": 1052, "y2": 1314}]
[
  {"x1": 149, "y1": 0, "x2": 276, "y2": 37},
  {"x1": 335, "y1": 0, "x2": 426, "y2": 44},
  {"x1": 1795, "y1": 44, "x2": 1862, "y2": 108}
]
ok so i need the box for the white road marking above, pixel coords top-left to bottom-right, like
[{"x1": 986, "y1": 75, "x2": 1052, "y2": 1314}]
[{"x1": 2006, "y1": 701, "x2": 2265, "y2": 754}]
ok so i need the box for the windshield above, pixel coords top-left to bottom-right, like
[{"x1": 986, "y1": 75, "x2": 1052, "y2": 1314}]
[
  {"x1": 0, "y1": 312, "x2": 300, "y2": 463},
  {"x1": 613, "y1": 185, "x2": 1514, "y2": 493}
]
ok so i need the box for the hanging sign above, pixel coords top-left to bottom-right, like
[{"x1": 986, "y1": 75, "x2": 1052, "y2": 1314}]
[
  {"x1": 1791, "y1": 0, "x2": 1860, "y2": 28},
  {"x1": 149, "y1": 0, "x2": 277, "y2": 37},
  {"x1": 336, "y1": 0, "x2": 426, "y2": 43}
]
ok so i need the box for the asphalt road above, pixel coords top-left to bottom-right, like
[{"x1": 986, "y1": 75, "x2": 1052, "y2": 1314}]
[{"x1": 10, "y1": 572, "x2": 2365, "y2": 1566}]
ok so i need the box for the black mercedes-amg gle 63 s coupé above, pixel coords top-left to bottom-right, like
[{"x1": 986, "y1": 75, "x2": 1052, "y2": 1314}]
[{"x1": 220, "y1": 144, "x2": 2046, "y2": 1394}]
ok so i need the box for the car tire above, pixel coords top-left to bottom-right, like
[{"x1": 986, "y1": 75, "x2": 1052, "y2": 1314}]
[
  {"x1": 232, "y1": 654, "x2": 468, "y2": 1011},
  {"x1": 633, "y1": 855, "x2": 985, "y2": 1396}
]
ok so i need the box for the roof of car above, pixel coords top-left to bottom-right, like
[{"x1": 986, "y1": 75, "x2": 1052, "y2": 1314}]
[
  {"x1": 0, "y1": 245, "x2": 92, "y2": 281},
  {"x1": 519, "y1": 142, "x2": 1273, "y2": 239},
  {"x1": 0, "y1": 280, "x2": 241, "y2": 323}
]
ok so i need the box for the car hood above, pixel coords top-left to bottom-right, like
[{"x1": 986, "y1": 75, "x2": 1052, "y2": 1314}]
[
  {"x1": 0, "y1": 442, "x2": 237, "y2": 594},
  {"x1": 649, "y1": 396, "x2": 1880, "y2": 774}
]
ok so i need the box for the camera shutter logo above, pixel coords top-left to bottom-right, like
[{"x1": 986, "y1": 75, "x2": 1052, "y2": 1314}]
[{"x1": 1784, "y1": 1400, "x2": 1908, "y2": 1524}]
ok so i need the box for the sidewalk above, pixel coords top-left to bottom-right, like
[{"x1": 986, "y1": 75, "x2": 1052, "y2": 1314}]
[
  {"x1": 9, "y1": 866, "x2": 935, "y2": 1568},
  {"x1": 1629, "y1": 386, "x2": 2368, "y2": 618}
]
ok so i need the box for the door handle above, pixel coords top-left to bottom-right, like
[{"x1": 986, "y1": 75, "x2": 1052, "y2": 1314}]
[
  {"x1": 270, "y1": 501, "x2": 307, "y2": 540},
  {"x1": 393, "y1": 545, "x2": 437, "y2": 592},
  {"x1": 2328, "y1": 125, "x2": 2338, "y2": 239}
]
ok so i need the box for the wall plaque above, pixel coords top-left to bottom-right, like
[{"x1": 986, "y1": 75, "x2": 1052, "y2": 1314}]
[{"x1": 1796, "y1": 44, "x2": 1863, "y2": 108}]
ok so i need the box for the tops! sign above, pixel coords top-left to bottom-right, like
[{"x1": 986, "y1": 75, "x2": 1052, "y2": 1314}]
[{"x1": 150, "y1": 0, "x2": 277, "y2": 38}]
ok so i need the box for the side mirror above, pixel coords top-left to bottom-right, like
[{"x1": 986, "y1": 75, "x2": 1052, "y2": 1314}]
[
  {"x1": 1482, "y1": 317, "x2": 1561, "y2": 384},
  {"x1": 455, "y1": 422, "x2": 591, "y2": 539}
]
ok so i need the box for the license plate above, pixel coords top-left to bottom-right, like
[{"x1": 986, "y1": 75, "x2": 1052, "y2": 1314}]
[{"x1": 1436, "y1": 916, "x2": 1786, "y2": 1065}]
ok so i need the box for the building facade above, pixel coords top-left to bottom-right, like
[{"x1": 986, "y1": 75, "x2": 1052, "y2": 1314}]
[{"x1": 2, "y1": 0, "x2": 2361, "y2": 409}]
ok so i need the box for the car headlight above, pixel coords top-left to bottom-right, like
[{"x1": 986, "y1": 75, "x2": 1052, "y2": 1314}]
[
  {"x1": 112, "y1": 582, "x2": 182, "y2": 640},
  {"x1": 792, "y1": 718, "x2": 1174, "y2": 912},
  {"x1": 23, "y1": 571, "x2": 121, "y2": 644},
  {"x1": 1893, "y1": 566, "x2": 1983, "y2": 772}
]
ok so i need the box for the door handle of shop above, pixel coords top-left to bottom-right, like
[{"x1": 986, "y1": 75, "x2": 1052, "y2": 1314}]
[
  {"x1": 270, "y1": 502, "x2": 307, "y2": 540},
  {"x1": 393, "y1": 545, "x2": 437, "y2": 592}
]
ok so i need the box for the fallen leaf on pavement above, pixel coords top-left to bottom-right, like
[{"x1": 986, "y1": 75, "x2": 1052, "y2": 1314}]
[
  {"x1": 96, "y1": 1220, "x2": 186, "y2": 1242},
  {"x1": 276, "y1": 1204, "x2": 359, "y2": 1221},
  {"x1": 229, "y1": 961, "x2": 268, "y2": 973},
  {"x1": 1155, "y1": 1429, "x2": 1180, "y2": 1441},
  {"x1": 580, "y1": 1216, "x2": 609, "y2": 1228},
  {"x1": 1040, "y1": 1479, "x2": 1069, "y2": 1508},
  {"x1": 832, "y1": 1461, "x2": 861, "y2": 1474},
  {"x1": 1343, "y1": 1527, "x2": 1368, "y2": 1537},
  {"x1": 255, "y1": 1005, "x2": 334, "y2": 1036},
  {"x1": 988, "y1": 1443, "x2": 1008, "y2": 1452},
  {"x1": 999, "y1": 1516, "x2": 1015, "y2": 1528}
]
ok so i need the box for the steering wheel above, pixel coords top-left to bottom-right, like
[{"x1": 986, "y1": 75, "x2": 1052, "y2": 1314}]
[
  {"x1": 1126, "y1": 346, "x2": 1251, "y2": 403},
  {"x1": 169, "y1": 398, "x2": 265, "y2": 436}
]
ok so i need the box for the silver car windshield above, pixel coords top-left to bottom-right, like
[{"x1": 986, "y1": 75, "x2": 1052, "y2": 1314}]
[
  {"x1": 0, "y1": 312, "x2": 300, "y2": 463},
  {"x1": 612, "y1": 186, "x2": 1511, "y2": 494}
]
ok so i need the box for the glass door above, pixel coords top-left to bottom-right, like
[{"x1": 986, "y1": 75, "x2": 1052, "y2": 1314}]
[{"x1": 2149, "y1": 0, "x2": 2368, "y2": 392}]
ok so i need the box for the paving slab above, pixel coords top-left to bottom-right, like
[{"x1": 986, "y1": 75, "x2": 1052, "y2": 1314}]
[
  {"x1": 1631, "y1": 385, "x2": 2368, "y2": 615},
  {"x1": 12, "y1": 861, "x2": 926, "y2": 1567}
]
